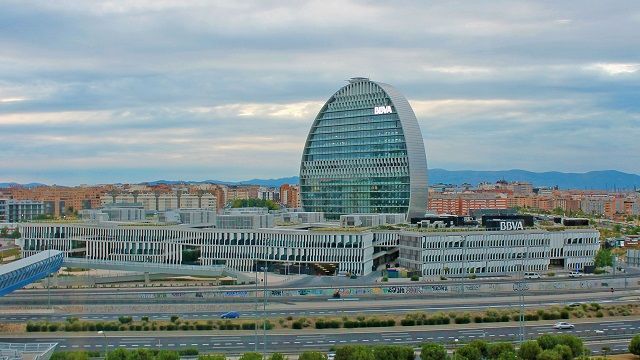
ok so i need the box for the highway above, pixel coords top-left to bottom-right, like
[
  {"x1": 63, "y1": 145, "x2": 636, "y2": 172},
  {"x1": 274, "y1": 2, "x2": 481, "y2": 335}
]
[
  {"x1": 1, "y1": 273, "x2": 635, "y2": 306},
  {"x1": 0, "y1": 291, "x2": 633, "y2": 323},
  {"x1": 1, "y1": 319, "x2": 637, "y2": 355}
]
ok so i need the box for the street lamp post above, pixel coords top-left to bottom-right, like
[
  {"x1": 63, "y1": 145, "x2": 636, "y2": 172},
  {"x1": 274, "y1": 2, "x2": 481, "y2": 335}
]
[
  {"x1": 98, "y1": 331, "x2": 108, "y2": 359},
  {"x1": 254, "y1": 258, "x2": 258, "y2": 352},
  {"x1": 453, "y1": 338, "x2": 459, "y2": 358}
]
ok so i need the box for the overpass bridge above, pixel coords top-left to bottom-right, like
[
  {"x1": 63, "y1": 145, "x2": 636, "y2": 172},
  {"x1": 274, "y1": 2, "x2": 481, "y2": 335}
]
[
  {"x1": 61, "y1": 257, "x2": 252, "y2": 282},
  {"x1": 0, "y1": 250, "x2": 63, "y2": 297}
]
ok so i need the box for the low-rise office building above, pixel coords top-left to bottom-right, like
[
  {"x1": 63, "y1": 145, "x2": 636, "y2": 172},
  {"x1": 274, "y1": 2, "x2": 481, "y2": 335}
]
[
  {"x1": 0, "y1": 199, "x2": 44, "y2": 222},
  {"x1": 398, "y1": 228, "x2": 599, "y2": 276},
  {"x1": 18, "y1": 220, "x2": 598, "y2": 277}
]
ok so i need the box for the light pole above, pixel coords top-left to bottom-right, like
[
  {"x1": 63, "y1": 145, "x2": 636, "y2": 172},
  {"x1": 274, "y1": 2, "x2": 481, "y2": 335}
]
[
  {"x1": 453, "y1": 338, "x2": 459, "y2": 358},
  {"x1": 263, "y1": 258, "x2": 268, "y2": 357},
  {"x1": 98, "y1": 331, "x2": 108, "y2": 359},
  {"x1": 254, "y1": 258, "x2": 258, "y2": 352}
]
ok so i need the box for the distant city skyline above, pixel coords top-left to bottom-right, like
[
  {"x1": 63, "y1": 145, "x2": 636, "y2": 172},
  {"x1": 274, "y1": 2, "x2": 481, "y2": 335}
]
[{"x1": 1, "y1": 1, "x2": 639, "y2": 184}]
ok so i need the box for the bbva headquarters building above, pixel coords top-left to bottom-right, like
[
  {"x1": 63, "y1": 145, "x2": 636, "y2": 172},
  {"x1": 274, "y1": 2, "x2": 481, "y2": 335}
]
[{"x1": 300, "y1": 78, "x2": 428, "y2": 220}]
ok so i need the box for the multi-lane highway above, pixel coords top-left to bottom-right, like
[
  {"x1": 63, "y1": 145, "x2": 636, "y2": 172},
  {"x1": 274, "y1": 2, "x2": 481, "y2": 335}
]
[
  {"x1": 0, "y1": 290, "x2": 633, "y2": 323},
  {"x1": 1, "y1": 273, "x2": 635, "y2": 306},
  {"x1": 1, "y1": 319, "x2": 637, "y2": 355}
]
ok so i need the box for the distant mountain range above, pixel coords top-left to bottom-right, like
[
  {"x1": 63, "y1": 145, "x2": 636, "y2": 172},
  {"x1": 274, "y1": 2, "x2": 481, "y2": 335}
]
[
  {"x1": 2, "y1": 170, "x2": 639, "y2": 190},
  {"x1": 428, "y1": 169, "x2": 640, "y2": 190}
]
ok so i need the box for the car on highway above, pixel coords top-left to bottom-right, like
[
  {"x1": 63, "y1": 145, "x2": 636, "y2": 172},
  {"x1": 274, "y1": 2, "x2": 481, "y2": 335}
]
[
  {"x1": 524, "y1": 272, "x2": 541, "y2": 279},
  {"x1": 553, "y1": 322, "x2": 575, "y2": 330},
  {"x1": 220, "y1": 311, "x2": 240, "y2": 319},
  {"x1": 569, "y1": 271, "x2": 583, "y2": 278}
]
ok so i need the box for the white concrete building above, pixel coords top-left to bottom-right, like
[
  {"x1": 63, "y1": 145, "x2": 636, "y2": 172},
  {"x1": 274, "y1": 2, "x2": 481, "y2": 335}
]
[
  {"x1": 398, "y1": 228, "x2": 599, "y2": 276},
  {"x1": 17, "y1": 222, "x2": 598, "y2": 277}
]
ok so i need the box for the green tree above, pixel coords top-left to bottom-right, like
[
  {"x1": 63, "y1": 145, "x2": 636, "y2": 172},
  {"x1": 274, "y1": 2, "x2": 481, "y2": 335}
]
[
  {"x1": 335, "y1": 345, "x2": 374, "y2": 360},
  {"x1": 372, "y1": 345, "x2": 414, "y2": 360},
  {"x1": 556, "y1": 334, "x2": 584, "y2": 358},
  {"x1": 421, "y1": 343, "x2": 447, "y2": 360},
  {"x1": 537, "y1": 334, "x2": 559, "y2": 350},
  {"x1": 468, "y1": 340, "x2": 489, "y2": 358},
  {"x1": 10, "y1": 229, "x2": 20, "y2": 239},
  {"x1": 537, "y1": 350, "x2": 562, "y2": 360},
  {"x1": 156, "y1": 350, "x2": 180, "y2": 360},
  {"x1": 629, "y1": 334, "x2": 640, "y2": 357},
  {"x1": 239, "y1": 353, "x2": 263, "y2": 360},
  {"x1": 268, "y1": 354, "x2": 287, "y2": 360},
  {"x1": 553, "y1": 345, "x2": 573, "y2": 360},
  {"x1": 488, "y1": 342, "x2": 514, "y2": 359},
  {"x1": 0, "y1": 227, "x2": 8, "y2": 237},
  {"x1": 298, "y1": 352, "x2": 327, "y2": 360},
  {"x1": 594, "y1": 248, "x2": 613, "y2": 267},
  {"x1": 497, "y1": 351, "x2": 518, "y2": 360},
  {"x1": 106, "y1": 348, "x2": 129, "y2": 360},
  {"x1": 457, "y1": 345, "x2": 482, "y2": 360},
  {"x1": 519, "y1": 340, "x2": 542, "y2": 360},
  {"x1": 198, "y1": 355, "x2": 226, "y2": 360}
]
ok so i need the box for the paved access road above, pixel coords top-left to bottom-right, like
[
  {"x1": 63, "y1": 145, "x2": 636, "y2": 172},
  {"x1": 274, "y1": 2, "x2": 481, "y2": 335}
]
[
  {"x1": 1, "y1": 319, "x2": 638, "y2": 355},
  {"x1": 0, "y1": 290, "x2": 631, "y2": 323}
]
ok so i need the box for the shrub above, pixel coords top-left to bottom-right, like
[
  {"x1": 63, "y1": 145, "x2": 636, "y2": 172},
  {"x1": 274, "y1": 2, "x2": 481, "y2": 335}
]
[
  {"x1": 537, "y1": 350, "x2": 562, "y2": 360},
  {"x1": 269, "y1": 354, "x2": 287, "y2": 360},
  {"x1": 553, "y1": 345, "x2": 572, "y2": 360},
  {"x1": 454, "y1": 316, "x2": 470, "y2": 324},
  {"x1": 178, "y1": 349, "x2": 199, "y2": 356},
  {"x1": 401, "y1": 319, "x2": 416, "y2": 326},
  {"x1": 629, "y1": 334, "x2": 640, "y2": 356},
  {"x1": 198, "y1": 355, "x2": 226, "y2": 360},
  {"x1": 468, "y1": 340, "x2": 489, "y2": 358},
  {"x1": 118, "y1": 316, "x2": 132, "y2": 324},
  {"x1": 547, "y1": 272, "x2": 555, "y2": 277},
  {"x1": 298, "y1": 352, "x2": 327, "y2": 360},
  {"x1": 372, "y1": 345, "x2": 414, "y2": 360},
  {"x1": 421, "y1": 343, "x2": 447, "y2": 360},
  {"x1": 238, "y1": 353, "x2": 262, "y2": 360},
  {"x1": 242, "y1": 323, "x2": 256, "y2": 330},
  {"x1": 411, "y1": 275, "x2": 420, "y2": 281},
  {"x1": 488, "y1": 342, "x2": 514, "y2": 359},
  {"x1": 382, "y1": 277, "x2": 389, "y2": 282},
  {"x1": 141, "y1": 316, "x2": 149, "y2": 322},
  {"x1": 474, "y1": 316, "x2": 483, "y2": 323},
  {"x1": 457, "y1": 345, "x2": 482, "y2": 360},
  {"x1": 335, "y1": 345, "x2": 374, "y2": 360},
  {"x1": 518, "y1": 340, "x2": 542, "y2": 360},
  {"x1": 170, "y1": 315, "x2": 179, "y2": 323}
]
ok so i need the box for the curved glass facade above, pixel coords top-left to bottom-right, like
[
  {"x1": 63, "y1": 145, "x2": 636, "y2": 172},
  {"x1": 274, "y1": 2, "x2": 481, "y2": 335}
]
[{"x1": 300, "y1": 78, "x2": 428, "y2": 220}]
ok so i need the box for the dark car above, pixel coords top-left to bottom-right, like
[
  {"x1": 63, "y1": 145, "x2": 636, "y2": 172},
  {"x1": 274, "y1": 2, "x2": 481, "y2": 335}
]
[{"x1": 220, "y1": 311, "x2": 240, "y2": 319}]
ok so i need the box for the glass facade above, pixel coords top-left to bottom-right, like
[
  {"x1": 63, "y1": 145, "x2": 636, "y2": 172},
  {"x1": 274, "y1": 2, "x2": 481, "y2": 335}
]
[{"x1": 300, "y1": 78, "x2": 428, "y2": 220}]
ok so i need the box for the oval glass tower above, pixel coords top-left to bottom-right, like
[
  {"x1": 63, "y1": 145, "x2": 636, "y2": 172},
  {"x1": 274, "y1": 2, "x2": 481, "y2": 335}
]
[{"x1": 300, "y1": 78, "x2": 428, "y2": 220}]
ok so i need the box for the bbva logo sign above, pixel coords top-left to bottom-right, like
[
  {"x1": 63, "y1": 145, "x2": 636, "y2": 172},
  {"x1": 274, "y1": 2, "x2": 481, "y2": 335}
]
[
  {"x1": 374, "y1": 105, "x2": 392, "y2": 115},
  {"x1": 499, "y1": 221, "x2": 524, "y2": 231}
]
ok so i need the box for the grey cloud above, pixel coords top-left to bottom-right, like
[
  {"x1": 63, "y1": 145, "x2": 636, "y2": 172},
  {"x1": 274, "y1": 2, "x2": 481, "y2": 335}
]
[{"x1": 0, "y1": 0, "x2": 639, "y2": 184}]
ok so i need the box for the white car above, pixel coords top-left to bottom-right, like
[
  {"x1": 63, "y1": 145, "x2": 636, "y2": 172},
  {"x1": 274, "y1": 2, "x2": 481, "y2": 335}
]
[
  {"x1": 553, "y1": 322, "x2": 575, "y2": 330},
  {"x1": 569, "y1": 271, "x2": 583, "y2": 278}
]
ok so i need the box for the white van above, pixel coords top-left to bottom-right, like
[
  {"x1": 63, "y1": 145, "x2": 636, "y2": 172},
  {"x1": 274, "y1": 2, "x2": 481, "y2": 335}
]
[{"x1": 524, "y1": 272, "x2": 541, "y2": 279}]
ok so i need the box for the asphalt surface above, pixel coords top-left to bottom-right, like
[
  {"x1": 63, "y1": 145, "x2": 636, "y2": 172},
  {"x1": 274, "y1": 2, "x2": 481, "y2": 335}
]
[
  {"x1": 0, "y1": 291, "x2": 633, "y2": 323},
  {"x1": 1, "y1": 274, "x2": 635, "y2": 306},
  {"x1": 1, "y1": 319, "x2": 638, "y2": 355}
]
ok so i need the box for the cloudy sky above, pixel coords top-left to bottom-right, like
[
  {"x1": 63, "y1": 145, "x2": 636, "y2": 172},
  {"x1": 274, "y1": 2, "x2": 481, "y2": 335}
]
[{"x1": 1, "y1": 1, "x2": 639, "y2": 185}]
